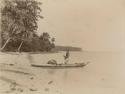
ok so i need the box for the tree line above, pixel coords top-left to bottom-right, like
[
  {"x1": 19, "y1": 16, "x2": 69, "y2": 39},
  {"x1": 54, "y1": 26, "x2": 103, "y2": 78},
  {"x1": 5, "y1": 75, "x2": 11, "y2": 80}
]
[{"x1": 1, "y1": 0, "x2": 55, "y2": 52}]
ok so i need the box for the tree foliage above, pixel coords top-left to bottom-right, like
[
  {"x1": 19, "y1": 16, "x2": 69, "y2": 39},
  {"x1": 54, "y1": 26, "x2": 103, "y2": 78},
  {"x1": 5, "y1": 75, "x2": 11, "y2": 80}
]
[
  {"x1": 1, "y1": 0, "x2": 43, "y2": 42},
  {"x1": 1, "y1": 0, "x2": 55, "y2": 52}
]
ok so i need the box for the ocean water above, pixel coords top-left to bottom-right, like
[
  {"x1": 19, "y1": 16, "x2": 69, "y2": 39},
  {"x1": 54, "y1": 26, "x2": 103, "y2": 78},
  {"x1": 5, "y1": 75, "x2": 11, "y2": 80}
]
[
  {"x1": 31, "y1": 51, "x2": 125, "y2": 94},
  {"x1": 0, "y1": 51, "x2": 125, "y2": 94}
]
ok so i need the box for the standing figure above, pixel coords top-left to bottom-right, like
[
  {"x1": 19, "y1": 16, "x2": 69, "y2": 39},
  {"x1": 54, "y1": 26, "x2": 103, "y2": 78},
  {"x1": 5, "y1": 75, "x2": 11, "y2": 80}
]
[{"x1": 64, "y1": 49, "x2": 70, "y2": 64}]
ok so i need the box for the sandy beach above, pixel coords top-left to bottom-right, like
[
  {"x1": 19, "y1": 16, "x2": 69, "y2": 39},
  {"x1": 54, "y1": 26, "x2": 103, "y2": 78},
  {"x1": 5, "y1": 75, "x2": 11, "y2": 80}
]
[{"x1": 0, "y1": 51, "x2": 125, "y2": 94}]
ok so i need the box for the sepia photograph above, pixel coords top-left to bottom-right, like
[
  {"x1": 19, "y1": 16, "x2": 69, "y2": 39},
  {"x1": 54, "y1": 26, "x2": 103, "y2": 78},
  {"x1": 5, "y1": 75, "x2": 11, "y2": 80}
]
[{"x1": 0, "y1": 0, "x2": 125, "y2": 94}]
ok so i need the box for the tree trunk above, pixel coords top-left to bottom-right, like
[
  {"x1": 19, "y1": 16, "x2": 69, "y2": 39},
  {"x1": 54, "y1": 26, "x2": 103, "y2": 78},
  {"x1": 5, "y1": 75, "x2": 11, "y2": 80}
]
[
  {"x1": 1, "y1": 38, "x2": 11, "y2": 51},
  {"x1": 17, "y1": 41, "x2": 23, "y2": 52}
]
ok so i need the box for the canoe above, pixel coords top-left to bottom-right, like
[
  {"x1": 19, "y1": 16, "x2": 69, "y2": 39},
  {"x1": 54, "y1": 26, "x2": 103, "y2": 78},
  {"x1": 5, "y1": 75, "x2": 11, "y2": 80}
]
[{"x1": 31, "y1": 62, "x2": 89, "y2": 68}]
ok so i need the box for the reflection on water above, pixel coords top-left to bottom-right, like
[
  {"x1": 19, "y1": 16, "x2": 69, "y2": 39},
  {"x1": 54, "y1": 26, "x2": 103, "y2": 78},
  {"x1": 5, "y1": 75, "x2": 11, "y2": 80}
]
[
  {"x1": 27, "y1": 53, "x2": 34, "y2": 64},
  {"x1": 47, "y1": 69, "x2": 57, "y2": 75},
  {"x1": 63, "y1": 70, "x2": 68, "y2": 81}
]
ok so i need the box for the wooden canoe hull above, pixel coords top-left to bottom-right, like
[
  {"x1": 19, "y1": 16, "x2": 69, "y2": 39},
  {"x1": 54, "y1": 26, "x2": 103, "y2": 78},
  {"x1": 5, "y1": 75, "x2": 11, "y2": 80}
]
[{"x1": 31, "y1": 63, "x2": 87, "y2": 68}]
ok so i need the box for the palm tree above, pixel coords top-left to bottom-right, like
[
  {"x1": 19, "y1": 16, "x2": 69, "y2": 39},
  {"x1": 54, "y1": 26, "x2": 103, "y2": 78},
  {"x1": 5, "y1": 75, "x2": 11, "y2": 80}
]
[
  {"x1": 51, "y1": 38, "x2": 55, "y2": 43},
  {"x1": 1, "y1": 0, "x2": 43, "y2": 52},
  {"x1": 42, "y1": 32, "x2": 50, "y2": 41},
  {"x1": 51, "y1": 37, "x2": 55, "y2": 49}
]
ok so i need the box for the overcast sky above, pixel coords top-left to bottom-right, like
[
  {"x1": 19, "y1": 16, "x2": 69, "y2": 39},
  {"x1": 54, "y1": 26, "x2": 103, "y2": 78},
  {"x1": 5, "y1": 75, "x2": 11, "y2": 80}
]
[{"x1": 37, "y1": 0, "x2": 125, "y2": 51}]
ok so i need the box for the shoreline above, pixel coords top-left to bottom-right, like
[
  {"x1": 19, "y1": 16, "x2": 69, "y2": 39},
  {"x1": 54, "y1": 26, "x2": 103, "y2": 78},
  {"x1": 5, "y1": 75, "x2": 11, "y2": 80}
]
[{"x1": 0, "y1": 50, "x2": 83, "y2": 55}]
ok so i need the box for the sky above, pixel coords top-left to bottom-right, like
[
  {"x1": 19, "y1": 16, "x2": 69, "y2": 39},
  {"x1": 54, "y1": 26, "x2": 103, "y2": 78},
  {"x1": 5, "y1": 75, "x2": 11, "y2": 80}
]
[{"x1": 37, "y1": 0, "x2": 125, "y2": 51}]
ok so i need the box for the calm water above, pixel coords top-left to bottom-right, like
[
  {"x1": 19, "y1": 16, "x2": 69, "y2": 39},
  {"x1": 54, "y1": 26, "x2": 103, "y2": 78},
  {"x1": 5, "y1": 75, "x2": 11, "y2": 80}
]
[
  {"x1": 0, "y1": 51, "x2": 125, "y2": 94},
  {"x1": 30, "y1": 51, "x2": 125, "y2": 94}
]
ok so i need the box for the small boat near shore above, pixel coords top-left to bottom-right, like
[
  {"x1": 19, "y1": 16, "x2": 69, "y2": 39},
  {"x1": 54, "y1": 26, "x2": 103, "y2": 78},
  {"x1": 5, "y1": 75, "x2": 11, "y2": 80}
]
[{"x1": 31, "y1": 62, "x2": 89, "y2": 69}]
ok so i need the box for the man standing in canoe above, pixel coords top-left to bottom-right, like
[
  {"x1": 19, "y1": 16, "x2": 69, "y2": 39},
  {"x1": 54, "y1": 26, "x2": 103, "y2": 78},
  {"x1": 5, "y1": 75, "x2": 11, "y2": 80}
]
[{"x1": 64, "y1": 49, "x2": 70, "y2": 64}]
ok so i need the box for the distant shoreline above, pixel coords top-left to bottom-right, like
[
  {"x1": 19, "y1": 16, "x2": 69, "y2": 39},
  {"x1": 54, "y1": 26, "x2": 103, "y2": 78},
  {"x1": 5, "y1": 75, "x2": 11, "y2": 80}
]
[
  {"x1": 1, "y1": 50, "x2": 82, "y2": 54},
  {"x1": 53, "y1": 46, "x2": 82, "y2": 52},
  {"x1": 1, "y1": 46, "x2": 82, "y2": 54}
]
